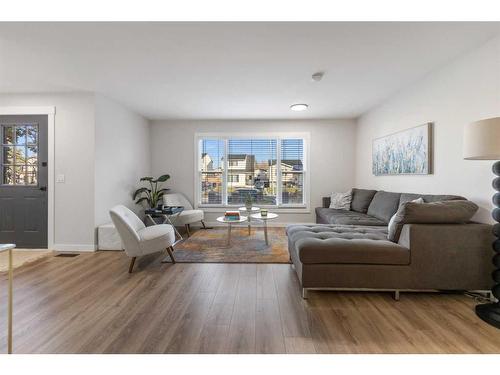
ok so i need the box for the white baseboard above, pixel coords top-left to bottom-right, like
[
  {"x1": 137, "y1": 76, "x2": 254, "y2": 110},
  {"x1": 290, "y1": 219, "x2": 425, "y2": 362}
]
[
  {"x1": 51, "y1": 244, "x2": 97, "y2": 252},
  {"x1": 11, "y1": 248, "x2": 51, "y2": 252}
]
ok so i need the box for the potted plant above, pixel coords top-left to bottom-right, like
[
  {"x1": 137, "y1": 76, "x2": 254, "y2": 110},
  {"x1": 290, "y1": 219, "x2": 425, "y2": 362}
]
[
  {"x1": 245, "y1": 193, "x2": 253, "y2": 211},
  {"x1": 133, "y1": 174, "x2": 170, "y2": 209}
]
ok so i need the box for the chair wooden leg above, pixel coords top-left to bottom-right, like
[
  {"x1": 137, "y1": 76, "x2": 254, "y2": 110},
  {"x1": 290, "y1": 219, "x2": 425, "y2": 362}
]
[
  {"x1": 200, "y1": 220, "x2": 212, "y2": 230},
  {"x1": 185, "y1": 224, "x2": 191, "y2": 237},
  {"x1": 128, "y1": 257, "x2": 137, "y2": 273},
  {"x1": 167, "y1": 246, "x2": 176, "y2": 264}
]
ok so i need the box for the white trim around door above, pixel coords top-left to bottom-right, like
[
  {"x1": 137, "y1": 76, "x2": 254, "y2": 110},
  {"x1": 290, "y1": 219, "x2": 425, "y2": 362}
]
[{"x1": 0, "y1": 106, "x2": 56, "y2": 250}]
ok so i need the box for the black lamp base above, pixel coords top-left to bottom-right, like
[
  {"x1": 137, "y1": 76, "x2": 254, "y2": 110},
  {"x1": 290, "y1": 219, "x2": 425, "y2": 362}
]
[
  {"x1": 476, "y1": 303, "x2": 500, "y2": 329},
  {"x1": 477, "y1": 160, "x2": 500, "y2": 329}
]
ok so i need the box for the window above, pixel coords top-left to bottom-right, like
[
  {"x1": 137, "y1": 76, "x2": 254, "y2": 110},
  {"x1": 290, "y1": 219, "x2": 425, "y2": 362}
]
[
  {"x1": 1, "y1": 124, "x2": 38, "y2": 186},
  {"x1": 196, "y1": 134, "x2": 307, "y2": 207},
  {"x1": 200, "y1": 139, "x2": 224, "y2": 204},
  {"x1": 228, "y1": 174, "x2": 240, "y2": 183},
  {"x1": 280, "y1": 139, "x2": 304, "y2": 205}
]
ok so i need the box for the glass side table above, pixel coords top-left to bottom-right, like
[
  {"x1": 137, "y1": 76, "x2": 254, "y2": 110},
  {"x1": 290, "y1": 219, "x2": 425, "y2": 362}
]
[
  {"x1": 250, "y1": 212, "x2": 279, "y2": 246},
  {"x1": 216, "y1": 216, "x2": 248, "y2": 246},
  {"x1": 238, "y1": 206, "x2": 260, "y2": 235},
  {"x1": 145, "y1": 206, "x2": 184, "y2": 245}
]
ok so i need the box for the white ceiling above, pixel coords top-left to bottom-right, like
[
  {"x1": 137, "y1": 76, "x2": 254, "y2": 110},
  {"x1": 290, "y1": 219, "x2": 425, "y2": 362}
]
[{"x1": 0, "y1": 22, "x2": 499, "y2": 120}]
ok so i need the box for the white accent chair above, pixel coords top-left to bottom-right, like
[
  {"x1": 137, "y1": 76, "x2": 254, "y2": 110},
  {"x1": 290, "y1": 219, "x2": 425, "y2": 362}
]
[
  {"x1": 163, "y1": 193, "x2": 206, "y2": 237},
  {"x1": 110, "y1": 205, "x2": 176, "y2": 273}
]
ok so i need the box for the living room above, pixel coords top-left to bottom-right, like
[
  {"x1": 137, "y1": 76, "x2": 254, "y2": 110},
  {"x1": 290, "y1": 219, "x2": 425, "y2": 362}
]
[{"x1": 1, "y1": 1, "x2": 500, "y2": 372}]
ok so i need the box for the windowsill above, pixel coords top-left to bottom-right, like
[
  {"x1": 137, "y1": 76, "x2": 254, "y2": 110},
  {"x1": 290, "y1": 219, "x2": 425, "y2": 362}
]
[{"x1": 196, "y1": 205, "x2": 310, "y2": 214}]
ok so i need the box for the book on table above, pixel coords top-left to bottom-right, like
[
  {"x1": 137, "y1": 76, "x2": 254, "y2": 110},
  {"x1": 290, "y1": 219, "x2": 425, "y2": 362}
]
[{"x1": 224, "y1": 211, "x2": 240, "y2": 221}]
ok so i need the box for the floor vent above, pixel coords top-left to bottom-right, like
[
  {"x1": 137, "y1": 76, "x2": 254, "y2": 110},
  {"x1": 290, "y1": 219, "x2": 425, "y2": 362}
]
[{"x1": 55, "y1": 253, "x2": 80, "y2": 258}]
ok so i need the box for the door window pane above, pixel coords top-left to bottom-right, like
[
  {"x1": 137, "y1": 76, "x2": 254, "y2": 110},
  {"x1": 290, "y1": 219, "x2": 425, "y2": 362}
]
[
  {"x1": 15, "y1": 126, "x2": 26, "y2": 144},
  {"x1": 14, "y1": 146, "x2": 26, "y2": 164},
  {"x1": 27, "y1": 146, "x2": 37, "y2": 165},
  {"x1": 3, "y1": 146, "x2": 14, "y2": 165},
  {"x1": 26, "y1": 126, "x2": 38, "y2": 145},
  {"x1": 3, "y1": 166, "x2": 14, "y2": 185},
  {"x1": 14, "y1": 165, "x2": 26, "y2": 184},
  {"x1": 2, "y1": 126, "x2": 13, "y2": 144},
  {"x1": 27, "y1": 166, "x2": 37, "y2": 185}
]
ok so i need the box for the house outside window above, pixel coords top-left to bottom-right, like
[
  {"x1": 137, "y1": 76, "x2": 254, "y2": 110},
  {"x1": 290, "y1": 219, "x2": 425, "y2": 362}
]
[{"x1": 196, "y1": 133, "x2": 308, "y2": 208}]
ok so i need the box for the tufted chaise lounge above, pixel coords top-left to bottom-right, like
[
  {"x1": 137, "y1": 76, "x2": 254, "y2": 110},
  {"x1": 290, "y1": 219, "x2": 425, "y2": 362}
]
[{"x1": 288, "y1": 189, "x2": 494, "y2": 299}]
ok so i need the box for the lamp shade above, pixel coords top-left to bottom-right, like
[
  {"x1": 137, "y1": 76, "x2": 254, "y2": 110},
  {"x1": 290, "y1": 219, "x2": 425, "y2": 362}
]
[{"x1": 464, "y1": 117, "x2": 500, "y2": 160}]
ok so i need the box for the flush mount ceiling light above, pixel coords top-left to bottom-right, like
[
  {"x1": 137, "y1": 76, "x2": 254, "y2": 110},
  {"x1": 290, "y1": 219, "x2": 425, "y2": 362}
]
[
  {"x1": 290, "y1": 104, "x2": 309, "y2": 112},
  {"x1": 312, "y1": 72, "x2": 324, "y2": 82}
]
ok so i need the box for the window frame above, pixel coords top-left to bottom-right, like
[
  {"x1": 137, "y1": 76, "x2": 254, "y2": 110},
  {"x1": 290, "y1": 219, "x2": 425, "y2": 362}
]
[{"x1": 194, "y1": 132, "x2": 310, "y2": 212}]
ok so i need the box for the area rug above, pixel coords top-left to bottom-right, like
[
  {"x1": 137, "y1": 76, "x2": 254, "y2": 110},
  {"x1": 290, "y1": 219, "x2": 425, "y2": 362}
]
[
  {"x1": 0, "y1": 249, "x2": 53, "y2": 273},
  {"x1": 172, "y1": 227, "x2": 290, "y2": 263}
]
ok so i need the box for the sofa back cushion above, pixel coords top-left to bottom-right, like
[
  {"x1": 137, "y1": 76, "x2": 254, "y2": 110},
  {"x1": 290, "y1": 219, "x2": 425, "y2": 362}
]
[
  {"x1": 388, "y1": 200, "x2": 479, "y2": 242},
  {"x1": 351, "y1": 188, "x2": 378, "y2": 213},
  {"x1": 399, "y1": 193, "x2": 465, "y2": 206},
  {"x1": 367, "y1": 191, "x2": 402, "y2": 223}
]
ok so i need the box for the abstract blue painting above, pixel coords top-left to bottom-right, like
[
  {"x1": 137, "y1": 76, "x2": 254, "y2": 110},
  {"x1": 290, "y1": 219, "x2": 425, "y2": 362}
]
[{"x1": 372, "y1": 123, "x2": 432, "y2": 175}]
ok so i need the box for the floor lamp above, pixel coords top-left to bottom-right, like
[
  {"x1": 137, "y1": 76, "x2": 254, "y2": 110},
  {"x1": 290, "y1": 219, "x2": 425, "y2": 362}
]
[{"x1": 464, "y1": 117, "x2": 500, "y2": 329}]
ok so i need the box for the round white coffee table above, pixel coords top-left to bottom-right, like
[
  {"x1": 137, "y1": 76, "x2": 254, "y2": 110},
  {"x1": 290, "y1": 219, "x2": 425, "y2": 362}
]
[
  {"x1": 250, "y1": 212, "x2": 278, "y2": 245},
  {"x1": 238, "y1": 207, "x2": 260, "y2": 235},
  {"x1": 216, "y1": 216, "x2": 248, "y2": 246}
]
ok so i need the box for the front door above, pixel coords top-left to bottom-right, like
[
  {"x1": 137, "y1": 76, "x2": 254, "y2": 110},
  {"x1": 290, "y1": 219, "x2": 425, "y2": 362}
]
[{"x1": 0, "y1": 115, "x2": 48, "y2": 248}]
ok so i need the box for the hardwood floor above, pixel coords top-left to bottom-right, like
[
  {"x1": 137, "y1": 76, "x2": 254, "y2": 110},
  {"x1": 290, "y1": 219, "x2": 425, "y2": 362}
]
[{"x1": 0, "y1": 251, "x2": 499, "y2": 354}]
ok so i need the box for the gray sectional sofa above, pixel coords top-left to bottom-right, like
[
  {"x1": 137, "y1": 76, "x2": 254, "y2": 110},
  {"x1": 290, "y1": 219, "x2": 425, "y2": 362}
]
[{"x1": 287, "y1": 188, "x2": 494, "y2": 299}]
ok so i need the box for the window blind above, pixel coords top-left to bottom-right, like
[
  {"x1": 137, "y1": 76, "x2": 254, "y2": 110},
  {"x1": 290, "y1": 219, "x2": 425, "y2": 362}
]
[
  {"x1": 227, "y1": 139, "x2": 277, "y2": 205},
  {"x1": 280, "y1": 139, "x2": 304, "y2": 204}
]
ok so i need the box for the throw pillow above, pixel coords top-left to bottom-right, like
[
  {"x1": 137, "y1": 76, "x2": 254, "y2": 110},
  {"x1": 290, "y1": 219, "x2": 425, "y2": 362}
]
[
  {"x1": 387, "y1": 199, "x2": 478, "y2": 242},
  {"x1": 387, "y1": 197, "x2": 423, "y2": 237},
  {"x1": 329, "y1": 190, "x2": 352, "y2": 210}
]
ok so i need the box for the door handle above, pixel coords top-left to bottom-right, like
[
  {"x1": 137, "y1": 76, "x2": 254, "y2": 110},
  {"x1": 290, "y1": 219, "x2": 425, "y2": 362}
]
[{"x1": 39, "y1": 186, "x2": 47, "y2": 191}]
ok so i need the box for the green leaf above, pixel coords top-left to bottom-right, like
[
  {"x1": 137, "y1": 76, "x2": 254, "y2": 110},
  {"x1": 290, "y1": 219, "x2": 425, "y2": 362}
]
[
  {"x1": 135, "y1": 197, "x2": 149, "y2": 205},
  {"x1": 156, "y1": 174, "x2": 170, "y2": 182},
  {"x1": 140, "y1": 176, "x2": 153, "y2": 182},
  {"x1": 158, "y1": 188, "x2": 170, "y2": 194},
  {"x1": 133, "y1": 187, "x2": 148, "y2": 199}
]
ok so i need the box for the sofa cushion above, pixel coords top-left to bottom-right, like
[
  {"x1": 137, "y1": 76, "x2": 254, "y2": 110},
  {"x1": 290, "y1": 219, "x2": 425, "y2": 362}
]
[
  {"x1": 367, "y1": 191, "x2": 402, "y2": 223},
  {"x1": 329, "y1": 190, "x2": 352, "y2": 210},
  {"x1": 351, "y1": 188, "x2": 378, "y2": 213},
  {"x1": 388, "y1": 200, "x2": 479, "y2": 242},
  {"x1": 388, "y1": 197, "x2": 423, "y2": 238},
  {"x1": 286, "y1": 224, "x2": 410, "y2": 265},
  {"x1": 399, "y1": 193, "x2": 465, "y2": 206},
  {"x1": 315, "y1": 207, "x2": 387, "y2": 226}
]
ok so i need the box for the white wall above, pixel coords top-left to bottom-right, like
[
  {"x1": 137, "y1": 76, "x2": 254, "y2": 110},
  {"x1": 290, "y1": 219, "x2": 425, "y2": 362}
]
[
  {"x1": 355, "y1": 35, "x2": 500, "y2": 223},
  {"x1": 94, "y1": 95, "x2": 151, "y2": 227},
  {"x1": 0, "y1": 93, "x2": 96, "y2": 249},
  {"x1": 150, "y1": 120, "x2": 356, "y2": 224}
]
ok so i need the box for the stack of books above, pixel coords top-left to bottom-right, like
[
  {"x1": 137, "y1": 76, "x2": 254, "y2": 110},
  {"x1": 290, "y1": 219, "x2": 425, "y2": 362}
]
[{"x1": 224, "y1": 211, "x2": 240, "y2": 221}]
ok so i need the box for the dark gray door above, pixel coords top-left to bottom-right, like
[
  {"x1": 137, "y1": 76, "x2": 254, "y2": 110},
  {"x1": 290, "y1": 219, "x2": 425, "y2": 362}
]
[{"x1": 0, "y1": 115, "x2": 48, "y2": 248}]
